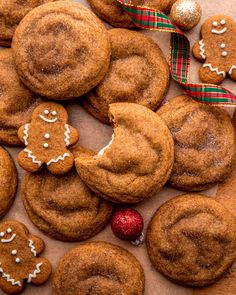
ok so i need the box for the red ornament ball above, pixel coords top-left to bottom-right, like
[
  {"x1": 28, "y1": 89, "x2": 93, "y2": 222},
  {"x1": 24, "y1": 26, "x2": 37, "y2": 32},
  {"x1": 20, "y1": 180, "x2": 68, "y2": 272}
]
[{"x1": 111, "y1": 208, "x2": 144, "y2": 241}]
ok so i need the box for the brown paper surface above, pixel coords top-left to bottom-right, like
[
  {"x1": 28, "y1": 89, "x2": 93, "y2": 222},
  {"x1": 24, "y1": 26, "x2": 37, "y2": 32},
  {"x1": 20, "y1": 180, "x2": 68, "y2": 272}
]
[{"x1": 1, "y1": 0, "x2": 236, "y2": 294}]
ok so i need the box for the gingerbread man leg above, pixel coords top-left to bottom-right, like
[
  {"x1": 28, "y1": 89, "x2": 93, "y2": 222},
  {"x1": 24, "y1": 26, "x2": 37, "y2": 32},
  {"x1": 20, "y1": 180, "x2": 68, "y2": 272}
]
[
  {"x1": 28, "y1": 258, "x2": 52, "y2": 286},
  {"x1": 229, "y1": 67, "x2": 236, "y2": 81},
  {"x1": 46, "y1": 153, "x2": 74, "y2": 175},
  {"x1": 0, "y1": 276, "x2": 24, "y2": 294},
  {"x1": 18, "y1": 150, "x2": 42, "y2": 173},
  {"x1": 199, "y1": 64, "x2": 225, "y2": 85}
]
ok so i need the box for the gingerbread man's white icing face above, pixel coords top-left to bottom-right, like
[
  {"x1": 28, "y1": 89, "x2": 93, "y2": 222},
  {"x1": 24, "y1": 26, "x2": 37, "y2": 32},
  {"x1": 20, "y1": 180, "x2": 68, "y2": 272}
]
[
  {"x1": 211, "y1": 19, "x2": 227, "y2": 35},
  {"x1": 32, "y1": 102, "x2": 68, "y2": 125}
]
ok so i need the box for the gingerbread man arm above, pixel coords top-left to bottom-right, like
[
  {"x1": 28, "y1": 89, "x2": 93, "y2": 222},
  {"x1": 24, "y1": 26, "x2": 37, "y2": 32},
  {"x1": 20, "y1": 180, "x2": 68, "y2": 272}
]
[
  {"x1": 28, "y1": 235, "x2": 45, "y2": 256},
  {"x1": 66, "y1": 125, "x2": 79, "y2": 146},
  {"x1": 192, "y1": 40, "x2": 206, "y2": 62},
  {"x1": 18, "y1": 124, "x2": 30, "y2": 144}
]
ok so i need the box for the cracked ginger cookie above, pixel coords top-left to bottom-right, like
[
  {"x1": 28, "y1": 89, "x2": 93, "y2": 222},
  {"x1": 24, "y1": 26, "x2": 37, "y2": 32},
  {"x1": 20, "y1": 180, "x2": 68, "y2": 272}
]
[
  {"x1": 12, "y1": 1, "x2": 111, "y2": 100},
  {"x1": 53, "y1": 242, "x2": 144, "y2": 295},
  {"x1": 146, "y1": 194, "x2": 236, "y2": 287},
  {"x1": 75, "y1": 103, "x2": 174, "y2": 203}
]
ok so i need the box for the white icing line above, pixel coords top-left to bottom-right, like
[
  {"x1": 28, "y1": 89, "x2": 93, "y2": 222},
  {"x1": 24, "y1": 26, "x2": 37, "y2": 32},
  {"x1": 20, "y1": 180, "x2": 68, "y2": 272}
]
[
  {"x1": 98, "y1": 134, "x2": 114, "y2": 157},
  {"x1": 0, "y1": 264, "x2": 21, "y2": 286},
  {"x1": 24, "y1": 149, "x2": 42, "y2": 167},
  {"x1": 1, "y1": 234, "x2": 16, "y2": 243},
  {"x1": 27, "y1": 263, "x2": 43, "y2": 283},
  {"x1": 46, "y1": 153, "x2": 70, "y2": 166},
  {"x1": 39, "y1": 115, "x2": 58, "y2": 123},
  {"x1": 23, "y1": 124, "x2": 29, "y2": 146},
  {"x1": 211, "y1": 27, "x2": 227, "y2": 34},
  {"x1": 203, "y1": 63, "x2": 226, "y2": 77},
  {"x1": 28, "y1": 240, "x2": 37, "y2": 257},
  {"x1": 199, "y1": 40, "x2": 206, "y2": 59},
  {"x1": 64, "y1": 124, "x2": 71, "y2": 146},
  {"x1": 229, "y1": 65, "x2": 236, "y2": 75}
]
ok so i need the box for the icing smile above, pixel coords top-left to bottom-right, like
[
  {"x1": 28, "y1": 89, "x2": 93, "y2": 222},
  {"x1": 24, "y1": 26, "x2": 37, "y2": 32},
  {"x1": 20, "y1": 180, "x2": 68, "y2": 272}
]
[
  {"x1": 39, "y1": 115, "x2": 58, "y2": 123},
  {"x1": 211, "y1": 27, "x2": 227, "y2": 34},
  {"x1": 1, "y1": 234, "x2": 16, "y2": 243}
]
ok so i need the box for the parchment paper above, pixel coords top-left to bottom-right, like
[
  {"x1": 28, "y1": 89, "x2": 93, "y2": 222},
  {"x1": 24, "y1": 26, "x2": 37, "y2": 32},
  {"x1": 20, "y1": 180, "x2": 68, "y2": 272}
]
[{"x1": 1, "y1": 0, "x2": 236, "y2": 294}]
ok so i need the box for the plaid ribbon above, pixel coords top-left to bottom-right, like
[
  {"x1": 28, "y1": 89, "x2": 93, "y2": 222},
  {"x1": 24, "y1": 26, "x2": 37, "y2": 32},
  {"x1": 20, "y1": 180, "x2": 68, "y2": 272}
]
[{"x1": 116, "y1": 0, "x2": 236, "y2": 105}]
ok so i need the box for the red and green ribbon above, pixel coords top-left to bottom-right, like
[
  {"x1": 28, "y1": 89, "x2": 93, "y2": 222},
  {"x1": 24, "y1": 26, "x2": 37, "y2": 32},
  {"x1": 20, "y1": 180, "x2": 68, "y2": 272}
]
[{"x1": 117, "y1": 0, "x2": 236, "y2": 105}]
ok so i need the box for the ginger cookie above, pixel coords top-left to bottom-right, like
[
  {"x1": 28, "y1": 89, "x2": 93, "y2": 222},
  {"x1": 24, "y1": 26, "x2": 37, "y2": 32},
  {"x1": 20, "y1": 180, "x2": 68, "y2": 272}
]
[
  {"x1": 83, "y1": 29, "x2": 170, "y2": 124},
  {"x1": 0, "y1": 49, "x2": 42, "y2": 146},
  {"x1": 17, "y1": 102, "x2": 79, "y2": 175},
  {"x1": 193, "y1": 15, "x2": 236, "y2": 85},
  {"x1": 75, "y1": 103, "x2": 174, "y2": 203},
  {"x1": 146, "y1": 194, "x2": 236, "y2": 287},
  {"x1": 12, "y1": 1, "x2": 111, "y2": 100},
  {"x1": 0, "y1": 0, "x2": 59, "y2": 47},
  {"x1": 0, "y1": 147, "x2": 17, "y2": 219},
  {"x1": 53, "y1": 242, "x2": 145, "y2": 295},
  {"x1": 87, "y1": 0, "x2": 176, "y2": 28},
  {"x1": 21, "y1": 146, "x2": 113, "y2": 241},
  {"x1": 157, "y1": 95, "x2": 235, "y2": 191},
  {"x1": 0, "y1": 220, "x2": 51, "y2": 294}
]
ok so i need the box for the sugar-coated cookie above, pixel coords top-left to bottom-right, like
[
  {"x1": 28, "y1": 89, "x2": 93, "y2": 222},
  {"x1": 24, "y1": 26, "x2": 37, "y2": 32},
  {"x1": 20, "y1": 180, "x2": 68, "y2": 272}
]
[
  {"x1": 75, "y1": 103, "x2": 174, "y2": 203},
  {"x1": 157, "y1": 95, "x2": 235, "y2": 191},
  {"x1": 87, "y1": 0, "x2": 176, "y2": 28},
  {"x1": 0, "y1": 147, "x2": 17, "y2": 219},
  {"x1": 17, "y1": 102, "x2": 79, "y2": 175},
  {"x1": 146, "y1": 194, "x2": 236, "y2": 287},
  {"x1": 0, "y1": 0, "x2": 59, "y2": 46},
  {"x1": 53, "y1": 242, "x2": 145, "y2": 295},
  {"x1": 193, "y1": 15, "x2": 236, "y2": 84},
  {"x1": 0, "y1": 220, "x2": 51, "y2": 294},
  {"x1": 83, "y1": 29, "x2": 170, "y2": 124},
  {"x1": 12, "y1": 1, "x2": 111, "y2": 100},
  {"x1": 0, "y1": 49, "x2": 42, "y2": 146},
  {"x1": 21, "y1": 146, "x2": 113, "y2": 241}
]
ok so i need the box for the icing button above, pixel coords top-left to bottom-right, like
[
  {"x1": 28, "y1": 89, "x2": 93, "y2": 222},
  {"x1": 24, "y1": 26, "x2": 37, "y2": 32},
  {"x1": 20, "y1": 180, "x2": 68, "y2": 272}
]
[
  {"x1": 12, "y1": 250, "x2": 17, "y2": 255},
  {"x1": 220, "y1": 43, "x2": 226, "y2": 49},
  {"x1": 44, "y1": 133, "x2": 50, "y2": 139},
  {"x1": 43, "y1": 143, "x2": 49, "y2": 148},
  {"x1": 15, "y1": 258, "x2": 21, "y2": 264},
  {"x1": 222, "y1": 51, "x2": 228, "y2": 57}
]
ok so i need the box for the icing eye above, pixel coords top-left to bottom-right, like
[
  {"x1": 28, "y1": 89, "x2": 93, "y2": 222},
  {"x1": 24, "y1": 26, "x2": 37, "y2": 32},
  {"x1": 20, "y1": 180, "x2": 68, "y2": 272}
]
[
  {"x1": 44, "y1": 110, "x2": 49, "y2": 115},
  {"x1": 12, "y1": 250, "x2": 17, "y2": 255},
  {"x1": 15, "y1": 258, "x2": 21, "y2": 264},
  {"x1": 7, "y1": 228, "x2": 12, "y2": 234},
  {"x1": 51, "y1": 111, "x2": 57, "y2": 116},
  {"x1": 212, "y1": 21, "x2": 218, "y2": 27},
  {"x1": 220, "y1": 19, "x2": 226, "y2": 25},
  {"x1": 0, "y1": 232, "x2": 4, "y2": 237}
]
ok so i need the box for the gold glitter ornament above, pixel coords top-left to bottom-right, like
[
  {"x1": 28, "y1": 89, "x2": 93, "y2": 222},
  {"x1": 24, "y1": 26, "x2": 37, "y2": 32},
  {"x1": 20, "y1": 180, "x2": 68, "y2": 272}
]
[{"x1": 170, "y1": 0, "x2": 202, "y2": 31}]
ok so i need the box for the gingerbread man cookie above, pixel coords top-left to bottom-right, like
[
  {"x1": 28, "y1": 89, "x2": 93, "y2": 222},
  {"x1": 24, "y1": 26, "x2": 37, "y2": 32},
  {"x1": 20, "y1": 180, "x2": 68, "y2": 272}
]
[
  {"x1": 17, "y1": 102, "x2": 79, "y2": 175},
  {"x1": 0, "y1": 220, "x2": 51, "y2": 294},
  {"x1": 193, "y1": 15, "x2": 236, "y2": 85}
]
